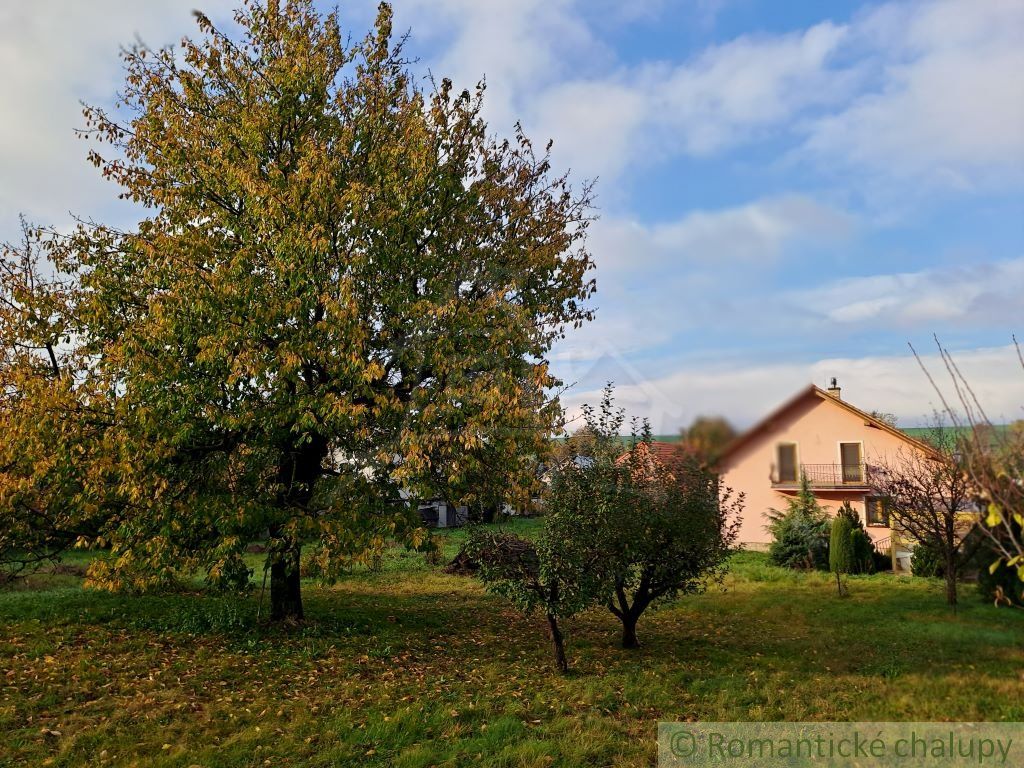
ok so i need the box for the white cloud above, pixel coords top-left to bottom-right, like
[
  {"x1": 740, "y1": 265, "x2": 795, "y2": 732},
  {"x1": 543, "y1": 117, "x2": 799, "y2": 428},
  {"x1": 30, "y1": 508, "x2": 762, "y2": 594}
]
[
  {"x1": 527, "y1": 21, "x2": 855, "y2": 180},
  {"x1": 5, "y1": 0, "x2": 1020, "y2": 239},
  {"x1": 549, "y1": 194, "x2": 855, "y2": 363},
  {"x1": 788, "y1": 258, "x2": 1024, "y2": 328},
  {"x1": 395, "y1": 0, "x2": 605, "y2": 134},
  {"x1": 653, "y1": 22, "x2": 853, "y2": 155},
  {"x1": 530, "y1": 81, "x2": 647, "y2": 182},
  {"x1": 555, "y1": 223, "x2": 1022, "y2": 382},
  {"x1": 645, "y1": 195, "x2": 853, "y2": 262},
  {"x1": 0, "y1": 1, "x2": 233, "y2": 239},
  {"x1": 593, "y1": 195, "x2": 853, "y2": 274},
  {"x1": 400, "y1": 0, "x2": 1024, "y2": 194},
  {"x1": 558, "y1": 344, "x2": 1024, "y2": 433},
  {"x1": 393, "y1": 0, "x2": 858, "y2": 183},
  {"x1": 804, "y1": 0, "x2": 1024, "y2": 189}
]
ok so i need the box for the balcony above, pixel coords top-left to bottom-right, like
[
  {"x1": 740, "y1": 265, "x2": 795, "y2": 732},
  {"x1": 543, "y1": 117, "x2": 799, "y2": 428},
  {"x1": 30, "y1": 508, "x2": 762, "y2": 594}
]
[{"x1": 771, "y1": 462, "x2": 874, "y2": 490}]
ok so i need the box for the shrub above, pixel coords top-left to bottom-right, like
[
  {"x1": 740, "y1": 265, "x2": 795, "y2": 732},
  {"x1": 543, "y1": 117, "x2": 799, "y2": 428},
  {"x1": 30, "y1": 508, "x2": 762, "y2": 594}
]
[
  {"x1": 871, "y1": 547, "x2": 893, "y2": 573},
  {"x1": 836, "y1": 500, "x2": 861, "y2": 529},
  {"x1": 978, "y1": 559, "x2": 1024, "y2": 607},
  {"x1": 910, "y1": 539, "x2": 945, "y2": 578},
  {"x1": 850, "y1": 529, "x2": 876, "y2": 574},
  {"x1": 767, "y1": 511, "x2": 830, "y2": 570},
  {"x1": 964, "y1": 521, "x2": 1024, "y2": 607}
]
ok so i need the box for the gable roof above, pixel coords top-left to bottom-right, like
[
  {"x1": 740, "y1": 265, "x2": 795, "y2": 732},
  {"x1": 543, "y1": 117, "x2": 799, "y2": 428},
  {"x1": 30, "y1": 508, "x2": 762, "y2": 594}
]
[{"x1": 716, "y1": 384, "x2": 941, "y2": 467}]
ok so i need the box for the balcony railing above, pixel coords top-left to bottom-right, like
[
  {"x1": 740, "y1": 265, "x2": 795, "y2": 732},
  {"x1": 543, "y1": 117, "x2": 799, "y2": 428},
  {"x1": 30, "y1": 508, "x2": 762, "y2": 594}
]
[{"x1": 771, "y1": 462, "x2": 874, "y2": 489}]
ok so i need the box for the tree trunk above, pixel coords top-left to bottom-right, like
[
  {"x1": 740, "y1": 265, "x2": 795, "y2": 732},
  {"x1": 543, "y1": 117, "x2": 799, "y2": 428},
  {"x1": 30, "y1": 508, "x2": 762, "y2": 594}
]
[
  {"x1": 621, "y1": 613, "x2": 640, "y2": 649},
  {"x1": 270, "y1": 542, "x2": 303, "y2": 621},
  {"x1": 267, "y1": 432, "x2": 327, "y2": 623},
  {"x1": 612, "y1": 580, "x2": 648, "y2": 649},
  {"x1": 546, "y1": 612, "x2": 568, "y2": 674},
  {"x1": 945, "y1": 556, "x2": 958, "y2": 609}
]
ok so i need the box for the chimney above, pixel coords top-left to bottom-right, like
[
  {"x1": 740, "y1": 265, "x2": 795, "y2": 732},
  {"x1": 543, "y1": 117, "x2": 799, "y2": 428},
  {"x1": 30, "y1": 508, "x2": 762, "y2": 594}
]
[{"x1": 826, "y1": 377, "x2": 841, "y2": 399}]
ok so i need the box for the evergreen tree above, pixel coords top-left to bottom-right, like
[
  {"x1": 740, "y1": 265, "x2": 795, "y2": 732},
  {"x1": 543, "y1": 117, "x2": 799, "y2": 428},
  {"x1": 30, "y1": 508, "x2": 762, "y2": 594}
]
[
  {"x1": 830, "y1": 514, "x2": 854, "y2": 595},
  {"x1": 767, "y1": 475, "x2": 829, "y2": 570},
  {"x1": 837, "y1": 500, "x2": 876, "y2": 574}
]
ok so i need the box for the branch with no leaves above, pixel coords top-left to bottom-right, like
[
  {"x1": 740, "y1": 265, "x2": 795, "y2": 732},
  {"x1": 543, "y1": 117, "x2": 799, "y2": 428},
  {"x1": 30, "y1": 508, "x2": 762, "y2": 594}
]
[{"x1": 909, "y1": 337, "x2": 1024, "y2": 579}]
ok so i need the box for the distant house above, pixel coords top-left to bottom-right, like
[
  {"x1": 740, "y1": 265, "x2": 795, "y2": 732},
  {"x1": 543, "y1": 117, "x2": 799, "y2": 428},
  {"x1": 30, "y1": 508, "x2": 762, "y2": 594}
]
[
  {"x1": 417, "y1": 499, "x2": 469, "y2": 528},
  {"x1": 717, "y1": 380, "x2": 940, "y2": 570},
  {"x1": 614, "y1": 439, "x2": 690, "y2": 468}
]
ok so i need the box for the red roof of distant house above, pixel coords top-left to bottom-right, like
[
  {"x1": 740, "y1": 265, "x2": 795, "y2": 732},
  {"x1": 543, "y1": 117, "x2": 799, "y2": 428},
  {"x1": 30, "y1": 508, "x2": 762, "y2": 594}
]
[
  {"x1": 648, "y1": 441, "x2": 689, "y2": 464},
  {"x1": 616, "y1": 440, "x2": 695, "y2": 466}
]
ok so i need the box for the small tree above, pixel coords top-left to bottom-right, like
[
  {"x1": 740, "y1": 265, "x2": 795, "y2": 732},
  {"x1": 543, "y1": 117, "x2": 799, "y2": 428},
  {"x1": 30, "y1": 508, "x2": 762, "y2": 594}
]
[
  {"x1": 603, "y1": 444, "x2": 743, "y2": 648},
  {"x1": 542, "y1": 385, "x2": 743, "y2": 649},
  {"x1": 870, "y1": 426, "x2": 977, "y2": 607},
  {"x1": 766, "y1": 475, "x2": 830, "y2": 570},
  {"x1": 914, "y1": 338, "x2": 1024, "y2": 586},
  {"x1": 679, "y1": 415, "x2": 737, "y2": 466},
  {"x1": 466, "y1": 528, "x2": 599, "y2": 674},
  {"x1": 474, "y1": 386, "x2": 744, "y2": 656},
  {"x1": 829, "y1": 514, "x2": 853, "y2": 595}
]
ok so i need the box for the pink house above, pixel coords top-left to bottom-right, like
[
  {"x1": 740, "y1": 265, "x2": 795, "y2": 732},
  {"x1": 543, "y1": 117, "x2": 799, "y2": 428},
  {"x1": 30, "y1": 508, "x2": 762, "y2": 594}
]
[{"x1": 717, "y1": 380, "x2": 938, "y2": 566}]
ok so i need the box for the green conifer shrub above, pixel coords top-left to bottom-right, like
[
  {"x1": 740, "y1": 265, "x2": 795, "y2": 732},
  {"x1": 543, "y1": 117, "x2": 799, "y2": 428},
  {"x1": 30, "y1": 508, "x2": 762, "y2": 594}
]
[{"x1": 829, "y1": 514, "x2": 854, "y2": 595}]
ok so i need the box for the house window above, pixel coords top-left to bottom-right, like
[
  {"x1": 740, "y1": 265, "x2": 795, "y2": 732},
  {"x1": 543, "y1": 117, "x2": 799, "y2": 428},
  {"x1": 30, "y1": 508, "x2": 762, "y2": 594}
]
[
  {"x1": 777, "y1": 443, "x2": 798, "y2": 483},
  {"x1": 840, "y1": 442, "x2": 863, "y2": 482},
  {"x1": 866, "y1": 496, "x2": 890, "y2": 527}
]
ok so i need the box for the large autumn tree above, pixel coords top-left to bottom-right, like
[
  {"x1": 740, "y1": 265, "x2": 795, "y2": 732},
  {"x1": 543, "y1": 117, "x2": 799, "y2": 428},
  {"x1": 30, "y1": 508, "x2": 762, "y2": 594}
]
[{"x1": 34, "y1": 1, "x2": 594, "y2": 619}]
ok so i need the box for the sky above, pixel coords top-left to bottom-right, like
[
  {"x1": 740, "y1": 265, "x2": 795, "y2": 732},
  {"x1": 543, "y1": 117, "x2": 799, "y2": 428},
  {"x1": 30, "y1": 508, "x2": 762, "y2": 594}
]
[{"x1": 1, "y1": 0, "x2": 1022, "y2": 431}]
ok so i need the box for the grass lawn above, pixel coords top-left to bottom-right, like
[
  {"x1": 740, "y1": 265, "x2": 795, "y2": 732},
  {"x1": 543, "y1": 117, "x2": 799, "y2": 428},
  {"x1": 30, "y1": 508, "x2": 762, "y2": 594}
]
[{"x1": 2, "y1": 519, "x2": 1022, "y2": 767}]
